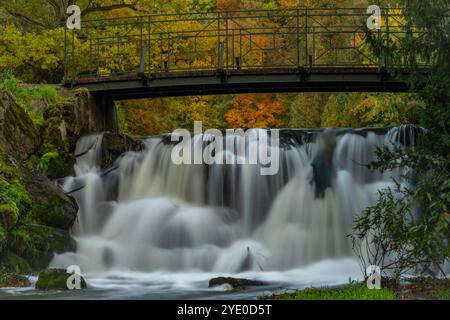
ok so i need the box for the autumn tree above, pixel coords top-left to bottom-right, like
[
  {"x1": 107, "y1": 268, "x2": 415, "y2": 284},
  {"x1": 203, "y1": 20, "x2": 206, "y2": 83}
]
[
  {"x1": 0, "y1": 0, "x2": 139, "y2": 30},
  {"x1": 286, "y1": 93, "x2": 328, "y2": 128},
  {"x1": 225, "y1": 94, "x2": 286, "y2": 128}
]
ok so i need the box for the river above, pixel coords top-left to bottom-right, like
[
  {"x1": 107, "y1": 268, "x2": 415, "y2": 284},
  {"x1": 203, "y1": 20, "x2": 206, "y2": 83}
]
[{"x1": 0, "y1": 126, "x2": 416, "y2": 299}]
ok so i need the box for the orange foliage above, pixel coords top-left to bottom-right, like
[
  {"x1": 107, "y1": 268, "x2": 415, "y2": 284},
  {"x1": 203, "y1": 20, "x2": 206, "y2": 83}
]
[
  {"x1": 215, "y1": 0, "x2": 241, "y2": 11},
  {"x1": 225, "y1": 94, "x2": 286, "y2": 128}
]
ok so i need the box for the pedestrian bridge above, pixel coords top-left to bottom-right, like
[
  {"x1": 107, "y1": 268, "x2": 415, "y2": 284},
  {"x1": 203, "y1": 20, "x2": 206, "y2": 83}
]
[{"x1": 63, "y1": 7, "x2": 427, "y2": 99}]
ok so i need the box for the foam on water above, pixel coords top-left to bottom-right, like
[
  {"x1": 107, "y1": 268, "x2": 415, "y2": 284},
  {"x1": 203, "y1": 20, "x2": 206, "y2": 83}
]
[{"x1": 46, "y1": 127, "x2": 417, "y2": 297}]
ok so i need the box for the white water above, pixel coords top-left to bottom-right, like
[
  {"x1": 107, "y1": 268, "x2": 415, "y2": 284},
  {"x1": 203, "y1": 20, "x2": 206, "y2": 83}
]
[{"x1": 46, "y1": 126, "x2": 415, "y2": 298}]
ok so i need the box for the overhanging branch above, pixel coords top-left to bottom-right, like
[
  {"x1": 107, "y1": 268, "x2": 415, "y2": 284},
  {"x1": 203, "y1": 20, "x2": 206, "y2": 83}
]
[
  {"x1": 4, "y1": 8, "x2": 50, "y2": 29},
  {"x1": 81, "y1": 0, "x2": 139, "y2": 18}
]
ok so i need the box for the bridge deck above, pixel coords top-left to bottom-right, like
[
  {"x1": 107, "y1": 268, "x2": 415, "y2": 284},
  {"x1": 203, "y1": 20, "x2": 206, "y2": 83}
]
[{"x1": 65, "y1": 67, "x2": 414, "y2": 99}]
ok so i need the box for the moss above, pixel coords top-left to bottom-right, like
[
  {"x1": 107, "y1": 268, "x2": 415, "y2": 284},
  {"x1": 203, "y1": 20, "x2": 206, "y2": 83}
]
[
  {"x1": 36, "y1": 269, "x2": 87, "y2": 291},
  {"x1": 38, "y1": 101, "x2": 69, "y2": 154},
  {"x1": 31, "y1": 194, "x2": 74, "y2": 229},
  {"x1": 0, "y1": 154, "x2": 17, "y2": 179},
  {"x1": 0, "y1": 251, "x2": 32, "y2": 274},
  {"x1": 0, "y1": 225, "x2": 5, "y2": 253},
  {"x1": 0, "y1": 179, "x2": 32, "y2": 218},
  {"x1": 0, "y1": 201, "x2": 19, "y2": 230},
  {"x1": 0, "y1": 267, "x2": 31, "y2": 288},
  {"x1": 39, "y1": 151, "x2": 64, "y2": 178},
  {"x1": 23, "y1": 155, "x2": 41, "y2": 171},
  {"x1": 1, "y1": 92, "x2": 40, "y2": 160},
  {"x1": 0, "y1": 86, "x2": 77, "y2": 274},
  {"x1": 30, "y1": 113, "x2": 47, "y2": 130},
  {"x1": 7, "y1": 224, "x2": 75, "y2": 270},
  {"x1": 0, "y1": 154, "x2": 32, "y2": 221}
]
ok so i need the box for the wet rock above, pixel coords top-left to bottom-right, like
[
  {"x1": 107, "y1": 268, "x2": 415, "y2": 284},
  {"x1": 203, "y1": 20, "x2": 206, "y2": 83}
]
[
  {"x1": 102, "y1": 246, "x2": 115, "y2": 268},
  {"x1": 0, "y1": 251, "x2": 32, "y2": 274},
  {"x1": 20, "y1": 167, "x2": 77, "y2": 230},
  {"x1": 8, "y1": 224, "x2": 76, "y2": 270},
  {"x1": 311, "y1": 130, "x2": 337, "y2": 198},
  {"x1": 209, "y1": 277, "x2": 265, "y2": 289},
  {"x1": 36, "y1": 269, "x2": 87, "y2": 291},
  {"x1": 99, "y1": 132, "x2": 145, "y2": 169}
]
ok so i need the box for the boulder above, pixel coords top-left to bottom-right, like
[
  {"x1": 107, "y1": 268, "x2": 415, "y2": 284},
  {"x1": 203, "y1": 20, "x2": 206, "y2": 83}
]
[
  {"x1": 0, "y1": 251, "x2": 32, "y2": 274},
  {"x1": 209, "y1": 277, "x2": 265, "y2": 289},
  {"x1": 0, "y1": 269, "x2": 31, "y2": 288},
  {"x1": 8, "y1": 224, "x2": 76, "y2": 270},
  {"x1": 99, "y1": 132, "x2": 145, "y2": 169},
  {"x1": 0, "y1": 92, "x2": 40, "y2": 161},
  {"x1": 36, "y1": 269, "x2": 87, "y2": 291},
  {"x1": 20, "y1": 167, "x2": 77, "y2": 230}
]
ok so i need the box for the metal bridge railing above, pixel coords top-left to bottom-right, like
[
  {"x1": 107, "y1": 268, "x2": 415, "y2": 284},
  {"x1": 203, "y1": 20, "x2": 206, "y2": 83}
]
[{"x1": 64, "y1": 7, "x2": 426, "y2": 81}]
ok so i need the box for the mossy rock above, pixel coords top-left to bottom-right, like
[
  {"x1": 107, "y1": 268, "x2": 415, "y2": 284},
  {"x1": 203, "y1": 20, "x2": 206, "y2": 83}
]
[
  {"x1": 100, "y1": 132, "x2": 145, "y2": 169},
  {"x1": 0, "y1": 268, "x2": 31, "y2": 288},
  {"x1": 38, "y1": 151, "x2": 74, "y2": 179},
  {"x1": 0, "y1": 201, "x2": 19, "y2": 230},
  {"x1": 18, "y1": 167, "x2": 78, "y2": 230},
  {"x1": 39, "y1": 119, "x2": 68, "y2": 154},
  {"x1": 0, "y1": 92, "x2": 40, "y2": 161},
  {"x1": 0, "y1": 225, "x2": 6, "y2": 253},
  {"x1": 39, "y1": 102, "x2": 70, "y2": 154},
  {"x1": 0, "y1": 154, "x2": 33, "y2": 215},
  {"x1": 209, "y1": 277, "x2": 265, "y2": 289},
  {"x1": 36, "y1": 269, "x2": 87, "y2": 291},
  {"x1": 7, "y1": 224, "x2": 76, "y2": 270},
  {"x1": 0, "y1": 251, "x2": 32, "y2": 274}
]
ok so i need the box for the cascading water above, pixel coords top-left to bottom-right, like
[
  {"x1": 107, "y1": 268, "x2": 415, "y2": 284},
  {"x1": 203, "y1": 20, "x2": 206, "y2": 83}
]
[{"x1": 49, "y1": 126, "x2": 417, "y2": 295}]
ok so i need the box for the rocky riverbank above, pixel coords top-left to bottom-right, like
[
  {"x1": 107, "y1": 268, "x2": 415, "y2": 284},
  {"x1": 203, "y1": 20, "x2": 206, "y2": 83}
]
[
  {"x1": 0, "y1": 89, "x2": 77, "y2": 277},
  {"x1": 0, "y1": 85, "x2": 142, "y2": 287}
]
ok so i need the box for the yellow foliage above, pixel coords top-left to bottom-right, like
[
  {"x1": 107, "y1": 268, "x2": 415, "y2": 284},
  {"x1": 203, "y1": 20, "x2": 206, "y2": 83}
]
[{"x1": 0, "y1": 25, "x2": 67, "y2": 81}]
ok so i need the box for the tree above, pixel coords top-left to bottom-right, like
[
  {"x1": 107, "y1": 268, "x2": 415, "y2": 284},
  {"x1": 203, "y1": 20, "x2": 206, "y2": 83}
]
[
  {"x1": 0, "y1": 25, "x2": 66, "y2": 82},
  {"x1": 286, "y1": 93, "x2": 328, "y2": 128},
  {"x1": 1, "y1": 0, "x2": 139, "y2": 30},
  {"x1": 225, "y1": 94, "x2": 285, "y2": 128},
  {"x1": 119, "y1": 95, "x2": 227, "y2": 136},
  {"x1": 352, "y1": 0, "x2": 450, "y2": 280}
]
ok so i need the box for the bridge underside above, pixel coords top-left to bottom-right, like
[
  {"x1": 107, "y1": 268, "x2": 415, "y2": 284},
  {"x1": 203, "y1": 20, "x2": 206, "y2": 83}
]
[{"x1": 65, "y1": 68, "x2": 413, "y2": 100}]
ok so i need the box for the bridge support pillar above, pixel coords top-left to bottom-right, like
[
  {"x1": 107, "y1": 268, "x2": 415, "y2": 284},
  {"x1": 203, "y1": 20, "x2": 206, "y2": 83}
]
[{"x1": 93, "y1": 96, "x2": 118, "y2": 133}]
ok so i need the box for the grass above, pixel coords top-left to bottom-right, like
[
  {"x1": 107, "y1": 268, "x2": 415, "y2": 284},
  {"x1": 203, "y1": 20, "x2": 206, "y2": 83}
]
[
  {"x1": 0, "y1": 73, "x2": 59, "y2": 111},
  {"x1": 266, "y1": 282, "x2": 396, "y2": 300},
  {"x1": 265, "y1": 278, "x2": 450, "y2": 300}
]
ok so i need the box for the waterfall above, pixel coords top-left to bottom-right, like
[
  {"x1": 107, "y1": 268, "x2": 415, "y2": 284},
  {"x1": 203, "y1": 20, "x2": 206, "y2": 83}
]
[{"x1": 51, "y1": 127, "x2": 417, "y2": 275}]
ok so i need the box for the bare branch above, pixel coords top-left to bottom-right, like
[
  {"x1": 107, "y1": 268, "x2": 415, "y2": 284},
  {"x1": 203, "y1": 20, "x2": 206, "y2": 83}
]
[
  {"x1": 4, "y1": 8, "x2": 50, "y2": 29},
  {"x1": 81, "y1": 0, "x2": 139, "y2": 18}
]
